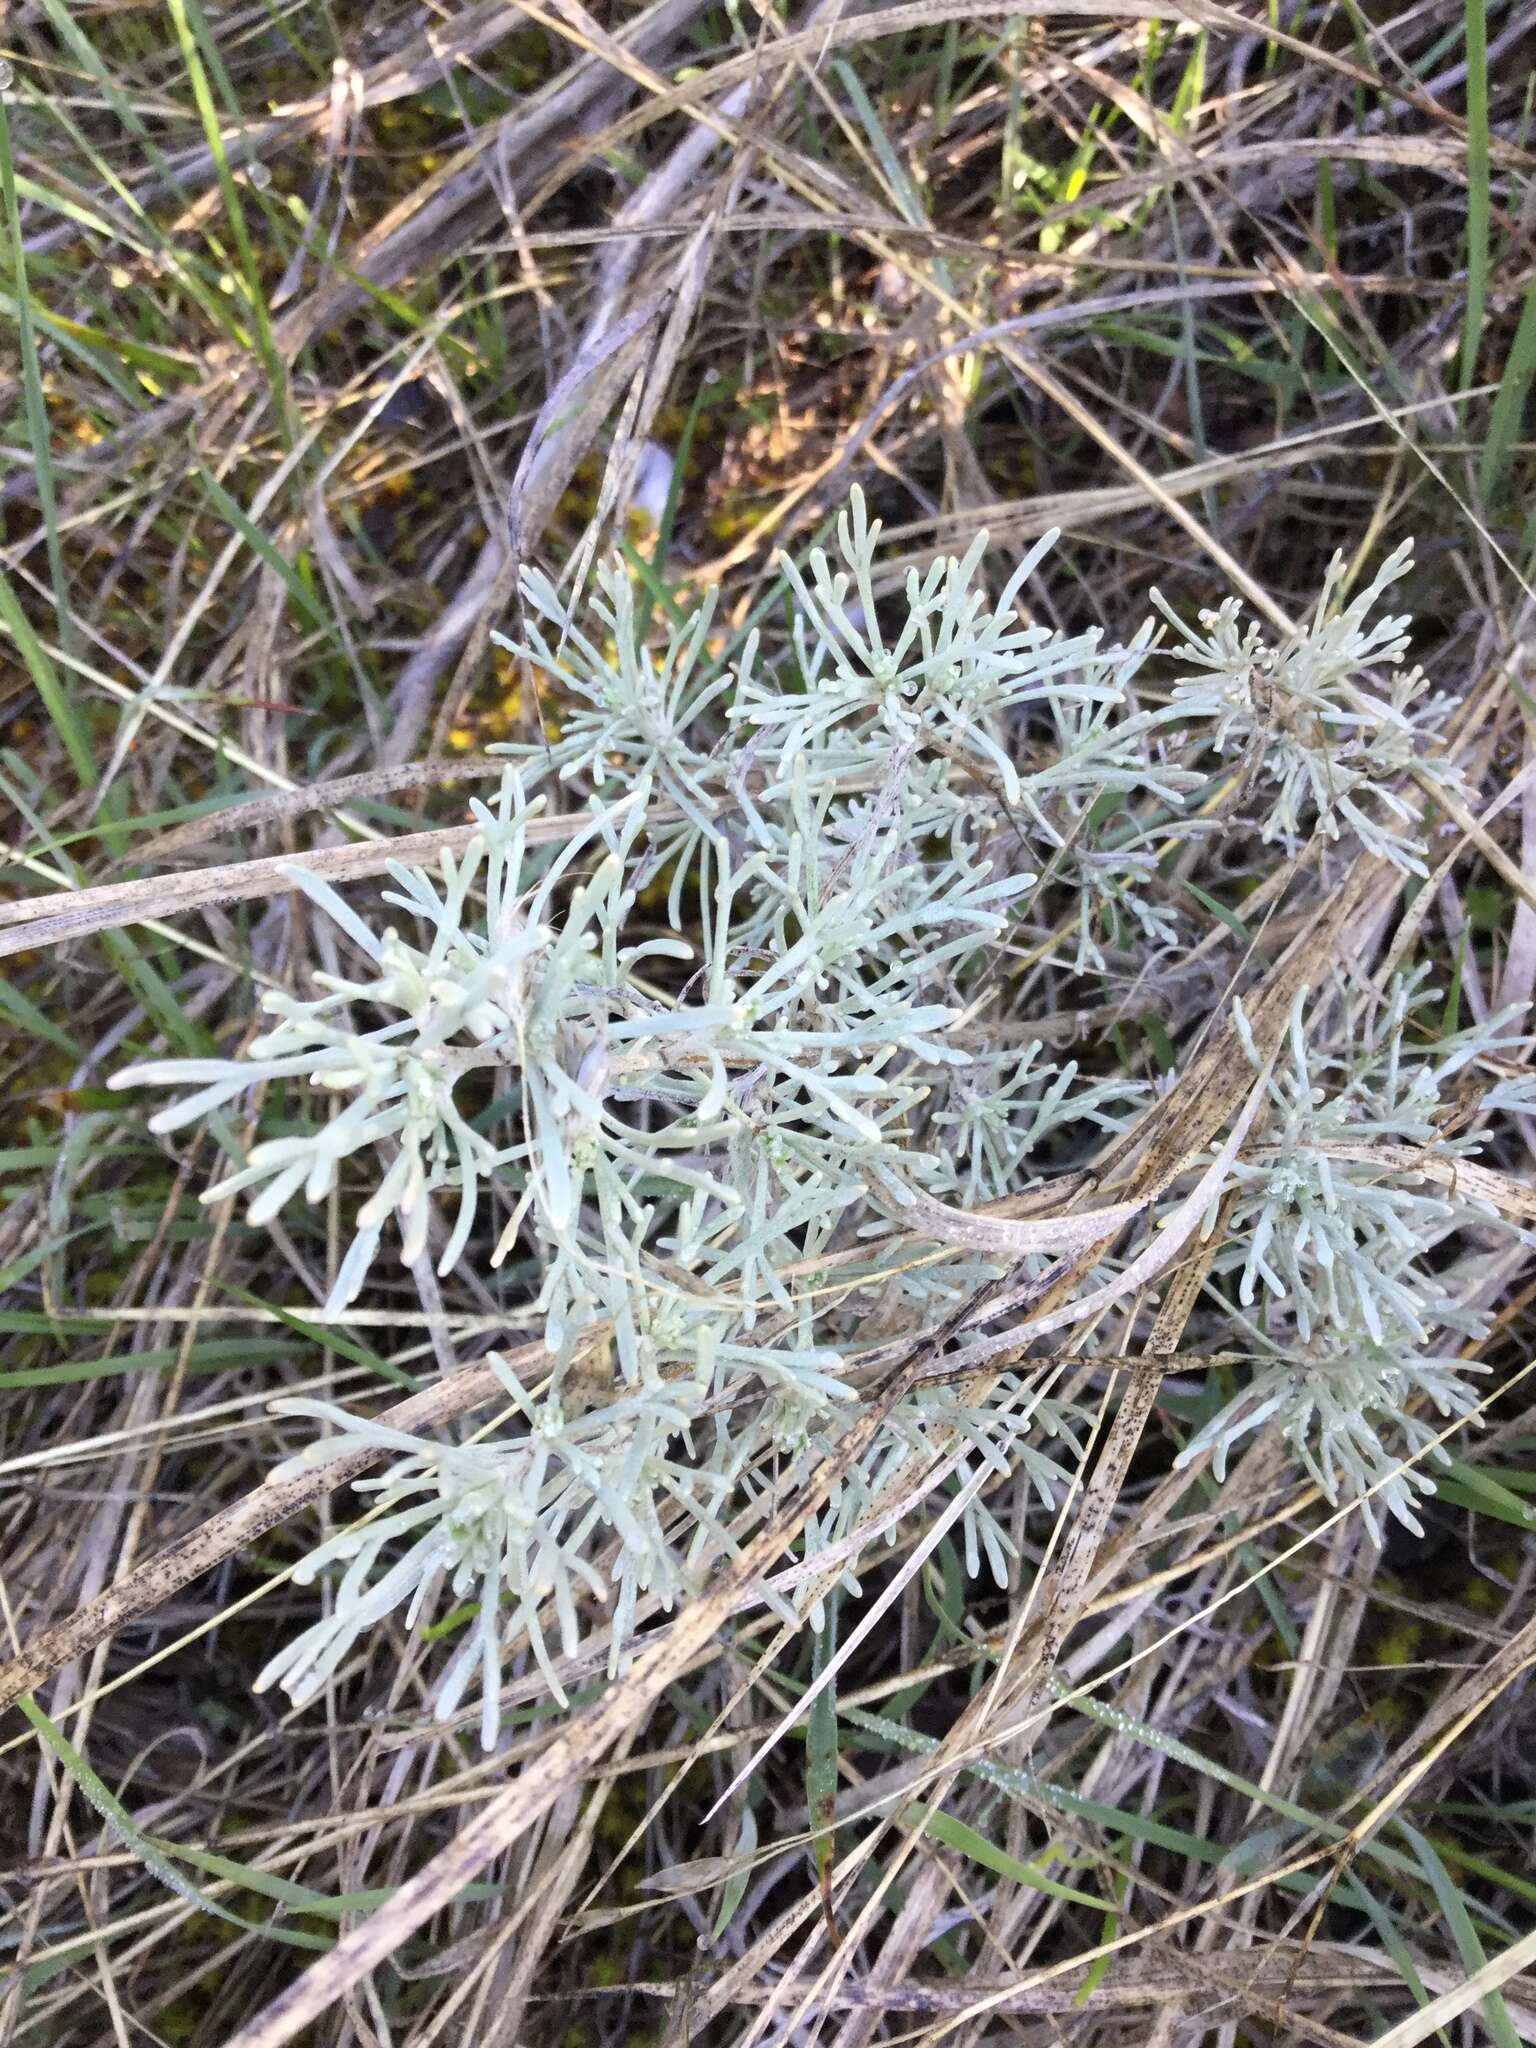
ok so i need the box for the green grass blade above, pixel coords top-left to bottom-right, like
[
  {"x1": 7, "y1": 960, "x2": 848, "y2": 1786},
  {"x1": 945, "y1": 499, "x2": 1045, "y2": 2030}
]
[
  {"x1": 808, "y1": 1601, "x2": 840, "y2": 1929},
  {"x1": 163, "y1": 0, "x2": 291, "y2": 435},
  {"x1": 0, "y1": 98, "x2": 76, "y2": 683},
  {"x1": 902, "y1": 1805, "x2": 1110, "y2": 1910},
  {"x1": 1480, "y1": 273, "x2": 1536, "y2": 506},
  {"x1": 0, "y1": 568, "x2": 94, "y2": 785},
  {"x1": 17, "y1": 1694, "x2": 324, "y2": 1948},
  {"x1": 1397, "y1": 1823, "x2": 1522, "y2": 2048},
  {"x1": 1459, "y1": 0, "x2": 1489, "y2": 390}
]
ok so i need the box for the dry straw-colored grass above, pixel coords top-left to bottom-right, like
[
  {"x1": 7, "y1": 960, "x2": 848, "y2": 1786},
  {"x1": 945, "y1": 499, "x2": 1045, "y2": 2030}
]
[{"x1": 2, "y1": 0, "x2": 1536, "y2": 2043}]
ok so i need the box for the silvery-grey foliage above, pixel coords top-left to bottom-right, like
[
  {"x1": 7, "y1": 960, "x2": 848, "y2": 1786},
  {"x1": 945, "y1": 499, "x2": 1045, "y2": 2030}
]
[
  {"x1": 1176, "y1": 972, "x2": 1531, "y2": 1523},
  {"x1": 111, "y1": 492, "x2": 1529, "y2": 1742},
  {"x1": 1175, "y1": 1307, "x2": 1490, "y2": 1540},
  {"x1": 254, "y1": 1356, "x2": 737, "y2": 1748},
  {"x1": 1155, "y1": 541, "x2": 1465, "y2": 872},
  {"x1": 1213, "y1": 975, "x2": 1519, "y2": 1345},
  {"x1": 930, "y1": 1043, "x2": 1151, "y2": 1207}
]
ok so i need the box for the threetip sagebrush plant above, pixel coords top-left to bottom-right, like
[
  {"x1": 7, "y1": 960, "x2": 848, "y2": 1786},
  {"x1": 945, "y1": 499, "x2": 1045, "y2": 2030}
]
[{"x1": 111, "y1": 491, "x2": 1531, "y2": 1745}]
